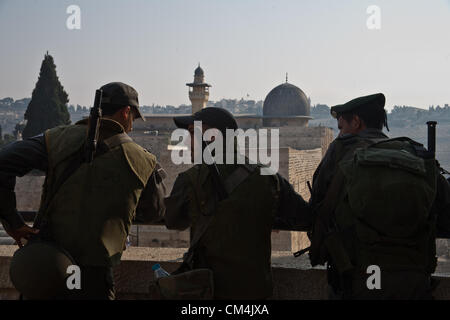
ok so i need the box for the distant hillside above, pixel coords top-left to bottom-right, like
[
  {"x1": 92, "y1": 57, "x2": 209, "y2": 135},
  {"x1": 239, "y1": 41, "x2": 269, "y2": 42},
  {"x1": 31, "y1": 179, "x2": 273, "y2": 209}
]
[{"x1": 0, "y1": 97, "x2": 30, "y2": 134}]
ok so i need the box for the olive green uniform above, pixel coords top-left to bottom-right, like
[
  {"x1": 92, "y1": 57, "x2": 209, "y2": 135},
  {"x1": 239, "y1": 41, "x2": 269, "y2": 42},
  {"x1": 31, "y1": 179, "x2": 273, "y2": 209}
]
[
  {"x1": 310, "y1": 128, "x2": 450, "y2": 299},
  {"x1": 165, "y1": 161, "x2": 311, "y2": 300},
  {"x1": 0, "y1": 118, "x2": 166, "y2": 299},
  {"x1": 310, "y1": 128, "x2": 388, "y2": 207}
]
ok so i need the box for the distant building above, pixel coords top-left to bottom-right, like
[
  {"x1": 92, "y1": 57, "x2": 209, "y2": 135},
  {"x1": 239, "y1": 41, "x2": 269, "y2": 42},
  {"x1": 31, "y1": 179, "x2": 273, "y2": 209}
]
[
  {"x1": 186, "y1": 64, "x2": 211, "y2": 114},
  {"x1": 262, "y1": 80, "x2": 311, "y2": 127}
]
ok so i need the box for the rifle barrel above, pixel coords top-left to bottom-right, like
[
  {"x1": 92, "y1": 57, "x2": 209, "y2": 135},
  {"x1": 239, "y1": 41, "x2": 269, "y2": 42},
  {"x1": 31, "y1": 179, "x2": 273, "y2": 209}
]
[
  {"x1": 85, "y1": 89, "x2": 103, "y2": 163},
  {"x1": 426, "y1": 121, "x2": 437, "y2": 158}
]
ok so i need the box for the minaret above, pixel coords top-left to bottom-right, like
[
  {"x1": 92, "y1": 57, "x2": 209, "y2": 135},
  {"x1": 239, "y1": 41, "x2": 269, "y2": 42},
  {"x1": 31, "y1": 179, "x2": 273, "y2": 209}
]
[{"x1": 186, "y1": 64, "x2": 211, "y2": 114}]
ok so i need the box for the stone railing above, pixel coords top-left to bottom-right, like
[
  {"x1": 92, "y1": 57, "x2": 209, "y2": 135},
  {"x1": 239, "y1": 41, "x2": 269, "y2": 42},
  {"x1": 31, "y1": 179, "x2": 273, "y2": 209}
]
[
  {"x1": 1, "y1": 245, "x2": 450, "y2": 300},
  {"x1": 2, "y1": 212, "x2": 450, "y2": 300}
]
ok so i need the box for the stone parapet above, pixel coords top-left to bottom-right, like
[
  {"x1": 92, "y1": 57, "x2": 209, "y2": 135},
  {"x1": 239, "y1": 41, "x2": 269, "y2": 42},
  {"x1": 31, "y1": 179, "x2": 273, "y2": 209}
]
[{"x1": 1, "y1": 246, "x2": 450, "y2": 300}]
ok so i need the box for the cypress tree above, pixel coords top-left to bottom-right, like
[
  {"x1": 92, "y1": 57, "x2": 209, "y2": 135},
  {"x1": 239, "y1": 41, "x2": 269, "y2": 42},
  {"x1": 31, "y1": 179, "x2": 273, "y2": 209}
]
[{"x1": 22, "y1": 52, "x2": 70, "y2": 138}]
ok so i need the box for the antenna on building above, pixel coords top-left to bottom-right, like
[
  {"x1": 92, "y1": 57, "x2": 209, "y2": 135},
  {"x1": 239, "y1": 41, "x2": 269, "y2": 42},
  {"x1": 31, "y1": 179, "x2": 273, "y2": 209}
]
[{"x1": 286, "y1": 73, "x2": 288, "y2": 83}]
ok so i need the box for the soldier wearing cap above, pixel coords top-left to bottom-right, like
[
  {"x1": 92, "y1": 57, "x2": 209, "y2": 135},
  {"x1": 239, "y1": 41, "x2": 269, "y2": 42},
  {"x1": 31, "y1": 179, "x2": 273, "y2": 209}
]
[
  {"x1": 165, "y1": 107, "x2": 313, "y2": 299},
  {"x1": 0, "y1": 82, "x2": 167, "y2": 299},
  {"x1": 310, "y1": 93, "x2": 390, "y2": 206},
  {"x1": 309, "y1": 93, "x2": 450, "y2": 299}
]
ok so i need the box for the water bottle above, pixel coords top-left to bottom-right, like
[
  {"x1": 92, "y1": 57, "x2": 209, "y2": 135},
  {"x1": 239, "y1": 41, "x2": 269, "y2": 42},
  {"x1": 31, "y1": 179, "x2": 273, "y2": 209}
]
[{"x1": 152, "y1": 263, "x2": 170, "y2": 279}]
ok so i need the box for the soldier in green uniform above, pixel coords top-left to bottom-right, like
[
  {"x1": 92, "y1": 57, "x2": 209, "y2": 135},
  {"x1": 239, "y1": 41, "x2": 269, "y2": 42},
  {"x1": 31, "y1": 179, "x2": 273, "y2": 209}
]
[
  {"x1": 309, "y1": 93, "x2": 450, "y2": 299},
  {"x1": 0, "y1": 82, "x2": 166, "y2": 299},
  {"x1": 165, "y1": 107, "x2": 313, "y2": 300}
]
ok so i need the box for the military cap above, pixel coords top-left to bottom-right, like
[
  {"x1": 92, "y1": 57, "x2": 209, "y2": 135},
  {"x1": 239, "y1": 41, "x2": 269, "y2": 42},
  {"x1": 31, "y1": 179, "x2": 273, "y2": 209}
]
[
  {"x1": 99, "y1": 82, "x2": 145, "y2": 121},
  {"x1": 10, "y1": 241, "x2": 76, "y2": 299},
  {"x1": 330, "y1": 93, "x2": 386, "y2": 119},
  {"x1": 174, "y1": 107, "x2": 238, "y2": 132}
]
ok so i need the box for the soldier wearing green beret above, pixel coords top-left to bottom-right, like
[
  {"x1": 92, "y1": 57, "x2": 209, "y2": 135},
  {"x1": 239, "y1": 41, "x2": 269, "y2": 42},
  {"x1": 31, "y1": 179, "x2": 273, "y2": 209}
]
[
  {"x1": 308, "y1": 93, "x2": 450, "y2": 300},
  {"x1": 310, "y1": 93, "x2": 390, "y2": 206},
  {"x1": 0, "y1": 82, "x2": 167, "y2": 299},
  {"x1": 165, "y1": 107, "x2": 313, "y2": 299}
]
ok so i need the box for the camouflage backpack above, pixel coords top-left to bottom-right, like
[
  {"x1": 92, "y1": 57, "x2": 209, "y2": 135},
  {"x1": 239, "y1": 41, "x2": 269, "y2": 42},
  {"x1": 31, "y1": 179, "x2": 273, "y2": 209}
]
[{"x1": 309, "y1": 137, "x2": 438, "y2": 277}]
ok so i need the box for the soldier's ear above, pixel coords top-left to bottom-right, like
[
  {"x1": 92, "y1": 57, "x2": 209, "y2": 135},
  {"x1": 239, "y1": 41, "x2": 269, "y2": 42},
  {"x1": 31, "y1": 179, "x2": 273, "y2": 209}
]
[
  {"x1": 119, "y1": 106, "x2": 131, "y2": 119},
  {"x1": 353, "y1": 115, "x2": 362, "y2": 129}
]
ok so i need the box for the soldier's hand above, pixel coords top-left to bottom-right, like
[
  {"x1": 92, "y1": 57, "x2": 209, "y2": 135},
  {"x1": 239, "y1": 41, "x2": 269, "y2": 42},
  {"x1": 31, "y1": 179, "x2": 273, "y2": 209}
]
[{"x1": 6, "y1": 225, "x2": 39, "y2": 247}]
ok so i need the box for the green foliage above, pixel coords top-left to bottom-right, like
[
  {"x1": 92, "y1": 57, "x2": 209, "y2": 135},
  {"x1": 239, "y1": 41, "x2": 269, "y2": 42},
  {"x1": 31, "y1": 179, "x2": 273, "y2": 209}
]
[
  {"x1": 22, "y1": 53, "x2": 71, "y2": 138},
  {"x1": 0, "y1": 133, "x2": 16, "y2": 148}
]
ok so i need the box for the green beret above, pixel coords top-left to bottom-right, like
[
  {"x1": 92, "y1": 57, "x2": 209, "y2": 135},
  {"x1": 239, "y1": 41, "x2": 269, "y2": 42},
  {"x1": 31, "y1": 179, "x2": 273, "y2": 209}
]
[{"x1": 330, "y1": 93, "x2": 386, "y2": 119}]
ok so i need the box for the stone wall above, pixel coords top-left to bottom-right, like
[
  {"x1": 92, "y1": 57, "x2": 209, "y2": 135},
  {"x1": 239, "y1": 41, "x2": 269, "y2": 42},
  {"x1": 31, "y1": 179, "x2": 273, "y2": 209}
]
[
  {"x1": 278, "y1": 126, "x2": 334, "y2": 156},
  {"x1": 14, "y1": 175, "x2": 45, "y2": 212},
  {"x1": 1, "y1": 246, "x2": 450, "y2": 300},
  {"x1": 129, "y1": 226, "x2": 310, "y2": 253},
  {"x1": 129, "y1": 133, "x2": 192, "y2": 193},
  {"x1": 234, "y1": 115, "x2": 262, "y2": 129},
  {"x1": 263, "y1": 117, "x2": 309, "y2": 128},
  {"x1": 287, "y1": 148, "x2": 323, "y2": 199},
  {"x1": 136, "y1": 116, "x2": 180, "y2": 131},
  {"x1": 136, "y1": 115, "x2": 335, "y2": 156},
  {"x1": 277, "y1": 147, "x2": 322, "y2": 251}
]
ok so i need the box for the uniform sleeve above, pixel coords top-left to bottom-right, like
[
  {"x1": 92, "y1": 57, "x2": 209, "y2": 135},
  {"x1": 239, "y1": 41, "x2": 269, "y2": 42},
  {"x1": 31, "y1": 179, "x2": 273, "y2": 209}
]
[
  {"x1": 435, "y1": 174, "x2": 450, "y2": 237},
  {"x1": 0, "y1": 134, "x2": 48, "y2": 230},
  {"x1": 134, "y1": 162, "x2": 167, "y2": 224},
  {"x1": 164, "y1": 173, "x2": 192, "y2": 231},
  {"x1": 309, "y1": 140, "x2": 338, "y2": 208},
  {"x1": 0, "y1": 134, "x2": 48, "y2": 175},
  {"x1": 273, "y1": 173, "x2": 313, "y2": 231}
]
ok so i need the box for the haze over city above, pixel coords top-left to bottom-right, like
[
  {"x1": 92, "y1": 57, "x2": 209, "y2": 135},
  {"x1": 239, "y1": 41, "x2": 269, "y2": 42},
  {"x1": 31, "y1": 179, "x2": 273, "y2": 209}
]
[{"x1": 0, "y1": 0, "x2": 449, "y2": 110}]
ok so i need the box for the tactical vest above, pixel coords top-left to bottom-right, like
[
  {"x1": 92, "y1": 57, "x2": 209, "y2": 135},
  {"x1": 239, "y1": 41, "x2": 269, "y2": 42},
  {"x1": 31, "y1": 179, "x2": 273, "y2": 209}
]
[
  {"x1": 39, "y1": 123, "x2": 156, "y2": 267},
  {"x1": 182, "y1": 163, "x2": 278, "y2": 300}
]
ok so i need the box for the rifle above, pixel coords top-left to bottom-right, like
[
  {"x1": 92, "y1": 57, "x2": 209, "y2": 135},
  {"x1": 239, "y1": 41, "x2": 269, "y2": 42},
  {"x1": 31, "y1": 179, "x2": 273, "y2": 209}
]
[
  {"x1": 427, "y1": 121, "x2": 450, "y2": 177},
  {"x1": 84, "y1": 89, "x2": 103, "y2": 164},
  {"x1": 426, "y1": 121, "x2": 437, "y2": 158}
]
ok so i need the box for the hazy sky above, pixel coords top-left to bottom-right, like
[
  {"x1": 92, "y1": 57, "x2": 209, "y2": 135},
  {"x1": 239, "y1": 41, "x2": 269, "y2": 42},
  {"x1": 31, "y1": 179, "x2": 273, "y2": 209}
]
[{"x1": 0, "y1": 0, "x2": 449, "y2": 110}]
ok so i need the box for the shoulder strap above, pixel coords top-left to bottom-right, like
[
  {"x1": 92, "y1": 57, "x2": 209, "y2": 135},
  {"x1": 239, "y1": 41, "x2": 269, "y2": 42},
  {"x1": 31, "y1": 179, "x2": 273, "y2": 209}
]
[
  {"x1": 102, "y1": 133, "x2": 133, "y2": 149},
  {"x1": 368, "y1": 136, "x2": 412, "y2": 145},
  {"x1": 368, "y1": 137, "x2": 434, "y2": 160},
  {"x1": 223, "y1": 164, "x2": 255, "y2": 195}
]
